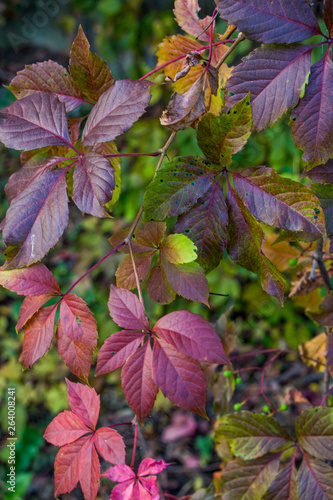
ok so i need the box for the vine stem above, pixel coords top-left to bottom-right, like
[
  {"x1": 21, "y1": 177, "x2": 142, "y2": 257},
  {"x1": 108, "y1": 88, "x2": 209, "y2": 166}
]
[
  {"x1": 130, "y1": 423, "x2": 138, "y2": 469},
  {"x1": 216, "y1": 32, "x2": 246, "y2": 70},
  {"x1": 139, "y1": 39, "x2": 236, "y2": 81}
]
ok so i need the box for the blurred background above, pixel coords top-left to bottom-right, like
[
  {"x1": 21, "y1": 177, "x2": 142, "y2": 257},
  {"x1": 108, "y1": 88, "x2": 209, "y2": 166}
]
[{"x1": 0, "y1": 1, "x2": 328, "y2": 499}]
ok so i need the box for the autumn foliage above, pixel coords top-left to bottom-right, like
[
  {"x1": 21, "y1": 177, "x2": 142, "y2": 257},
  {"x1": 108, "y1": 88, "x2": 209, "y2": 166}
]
[{"x1": 1, "y1": 0, "x2": 333, "y2": 499}]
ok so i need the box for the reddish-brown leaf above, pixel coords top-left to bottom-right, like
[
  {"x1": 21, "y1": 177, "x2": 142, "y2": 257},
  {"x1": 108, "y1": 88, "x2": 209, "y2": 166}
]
[
  {"x1": 72, "y1": 152, "x2": 115, "y2": 217},
  {"x1": 93, "y1": 427, "x2": 126, "y2": 465},
  {"x1": 108, "y1": 285, "x2": 149, "y2": 330},
  {"x1": 147, "y1": 258, "x2": 176, "y2": 304},
  {"x1": 153, "y1": 310, "x2": 229, "y2": 364},
  {"x1": 16, "y1": 294, "x2": 53, "y2": 331},
  {"x1": 96, "y1": 330, "x2": 146, "y2": 375},
  {"x1": 66, "y1": 379, "x2": 100, "y2": 430},
  {"x1": 57, "y1": 320, "x2": 94, "y2": 382},
  {"x1": 19, "y1": 304, "x2": 57, "y2": 368},
  {"x1": 0, "y1": 263, "x2": 60, "y2": 296},
  {"x1": 162, "y1": 259, "x2": 209, "y2": 306},
  {"x1": 122, "y1": 342, "x2": 158, "y2": 423},
  {"x1": 115, "y1": 253, "x2": 153, "y2": 290},
  {"x1": 59, "y1": 294, "x2": 97, "y2": 344},
  {"x1": 82, "y1": 79, "x2": 152, "y2": 146},
  {"x1": 174, "y1": 0, "x2": 211, "y2": 41},
  {"x1": 152, "y1": 339, "x2": 207, "y2": 418},
  {"x1": 43, "y1": 410, "x2": 91, "y2": 446}
]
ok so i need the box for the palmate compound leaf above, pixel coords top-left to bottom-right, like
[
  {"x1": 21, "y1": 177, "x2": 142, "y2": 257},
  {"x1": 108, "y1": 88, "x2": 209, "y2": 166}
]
[
  {"x1": 7, "y1": 60, "x2": 87, "y2": 112},
  {"x1": 225, "y1": 45, "x2": 312, "y2": 131},
  {"x1": 226, "y1": 185, "x2": 286, "y2": 304},
  {"x1": 1, "y1": 167, "x2": 70, "y2": 269},
  {"x1": 72, "y1": 152, "x2": 115, "y2": 217},
  {"x1": 152, "y1": 338, "x2": 208, "y2": 418},
  {"x1": 69, "y1": 25, "x2": 114, "y2": 103},
  {"x1": 197, "y1": 94, "x2": 252, "y2": 166},
  {"x1": 174, "y1": 0, "x2": 211, "y2": 41},
  {"x1": 297, "y1": 455, "x2": 333, "y2": 500},
  {"x1": 175, "y1": 181, "x2": 229, "y2": 273},
  {"x1": 218, "y1": 454, "x2": 282, "y2": 500},
  {"x1": 216, "y1": 0, "x2": 322, "y2": 44},
  {"x1": 0, "y1": 92, "x2": 72, "y2": 151},
  {"x1": 143, "y1": 156, "x2": 216, "y2": 221},
  {"x1": 0, "y1": 263, "x2": 60, "y2": 296},
  {"x1": 296, "y1": 407, "x2": 333, "y2": 460},
  {"x1": 263, "y1": 453, "x2": 298, "y2": 500},
  {"x1": 231, "y1": 167, "x2": 326, "y2": 241},
  {"x1": 57, "y1": 294, "x2": 98, "y2": 381},
  {"x1": 291, "y1": 52, "x2": 333, "y2": 168},
  {"x1": 215, "y1": 411, "x2": 294, "y2": 460},
  {"x1": 81, "y1": 79, "x2": 152, "y2": 146},
  {"x1": 44, "y1": 380, "x2": 125, "y2": 500}
]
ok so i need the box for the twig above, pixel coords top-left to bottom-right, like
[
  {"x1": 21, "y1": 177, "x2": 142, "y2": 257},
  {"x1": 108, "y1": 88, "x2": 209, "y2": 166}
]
[
  {"x1": 310, "y1": 237, "x2": 332, "y2": 291},
  {"x1": 216, "y1": 32, "x2": 246, "y2": 70},
  {"x1": 127, "y1": 237, "x2": 144, "y2": 305}
]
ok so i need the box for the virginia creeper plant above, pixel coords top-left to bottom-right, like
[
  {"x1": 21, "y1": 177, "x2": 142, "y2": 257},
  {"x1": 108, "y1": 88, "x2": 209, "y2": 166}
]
[{"x1": 1, "y1": 0, "x2": 333, "y2": 498}]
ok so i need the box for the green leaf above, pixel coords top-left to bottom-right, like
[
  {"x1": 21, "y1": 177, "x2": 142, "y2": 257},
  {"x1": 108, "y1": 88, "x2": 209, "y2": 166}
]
[
  {"x1": 226, "y1": 185, "x2": 286, "y2": 304},
  {"x1": 143, "y1": 156, "x2": 216, "y2": 221},
  {"x1": 197, "y1": 94, "x2": 252, "y2": 167},
  {"x1": 296, "y1": 407, "x2": 333, "y2": 460},
  {"x1": 218, "y1": 455, "x2": 281, "y2": 500},
  {"x1": 215, "y1": 411, "x2": 293, "y2": 460},
  {"x1": 160, "y1": 234, "x2": 197, "y2": 264}
]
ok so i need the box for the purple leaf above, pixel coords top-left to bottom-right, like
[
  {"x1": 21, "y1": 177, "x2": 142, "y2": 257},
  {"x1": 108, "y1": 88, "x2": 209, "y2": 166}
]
[
  {"x1": 216, "y1": 0, "x2": 321, "y2": 44},
  {"x1": 81, "y1": 79, "x2": 152, "y2": 146},
  {"x1": 162, "y1": 259, "x2": 210, "y2": 306},
  {"x1": 96, "y1": 330, "x2": 146, "y2": 375},
  {"x1": 7, "y1": 60, "x2": 86, "y2": 112},
  {"x1": 226, "y1": 185, "x2": 286, "y2": 304},
  {"x1": 291, "y1": 53, "x2": 333, "y2": 168},
  {"x1": 175, "y1": 181, "x2": 228, "y2": 272},
  {"x1": 296, "y1": 407, "x2": 333, "y2": 461},
  {"x1": 2, "y1": 167, "x2": 69, "y2": 269},
  {"x1": 226, "y1": 45, "x2": 312, "y2": 131},
  {"x1": 108, "y1": 285, "x2": 149, "y2": 330},
  {"x1": 301, "y1": 161, "x2": 333, "y2": 183},
  {"x1": 0, "y1": 93, "x2": 72, "y2": 151},
  {"x1": 232, "y1": 167, "x2": 325, "y2": 239},
  {"x1": 72, "y1": 152, "x2": 115, "y2": 217},
  {"x1": 153, "y1": 310, "x2": 229, "y2": 364},
  {"x1": 297, "y1": 455, "x2": 333, "y2": 499},
  {"x1": 4, "y1": 154, "x2": 63, "y2": 205},
  {"x1": 264, "y1": 454, "x2": 298, "y2": 500}
]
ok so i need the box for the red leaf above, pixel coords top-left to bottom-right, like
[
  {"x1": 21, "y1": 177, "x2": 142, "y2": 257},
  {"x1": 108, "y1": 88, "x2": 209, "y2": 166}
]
[
  {"x1": 0, "y1": 263, "x2": 60, "y2": 296},
  {"x1": 54, "y1": 435, "x2": 89, "y2": 497},
  {"x1": 79, "y1": 437, "x2": 100, "y2": 500},
  {"x1": 2, "y1": 167, "x2": 69, "y2": 269},
  {"x1": 59, "y1": 294, "x2": 97, "y2": 343},
  {"x1": 66, "y1": 379, "x2": 100, "y2": 430},
  {"x1": 0, "y1": 92, "x2": 72, "y2": 151},
  {"x1": 108, "y1": 285, "x2": 149, "y2": 330},
  {"x1": 174, "y1": 0, "x2": 211, "y2": 41},
  {"x1": 4, "y1": 154, "x2": 62, "y2": 205},
  {"x1": 57, "y1": 320, "x2": 95, "y2": 382},
  {"x1": 16, "y1": 294, "x2": 53, "y2": 331},
  {"x1": 152, "y1": 339, "x2": 207, "y2": 418},
  {"x1": 19, "y1": 304, "x2": 57, "y2": 368},
  {"x1": 138, "y1": 458, "x2": 170, "y2": 476},
  {"x1": 291, "y1": 52, "x2": 333, "y2": 168},
  {"x1": 7, "y1": 60, "x2": 86, "y2": 112},
  {"x1": 82, "y1": 79, "x2": 152, "y2": 146},
  {"x1": 153, "y1": 310, "x2": 229, "y2": 364},
  {"x1": 109, "y1": 480, "x2": 135, "y2": 499},
  {"x1": 122, "y1": 342, "x2": 158, "y2": 423},
  {"x1": 69, "y1": 25, "x2": 114, "y2": 103},
  {"x1": 216, "y1": 0, "x2": 321, "y2": 44},
  {"x1": 73, "y1": 152, "x2": 115, "y2": 217},
  {"x1": 96, "y1": 330, "x2": 146, "y2": 375},
  {"x1": 43, "y1": 410, "x2": 91, "y2": 446},
  {"x1": 93, "y1": 427, "x2": 126, "y2": 464},
  {"x1": 103, "y1": 463, "x2": 136, "y2": 482}
]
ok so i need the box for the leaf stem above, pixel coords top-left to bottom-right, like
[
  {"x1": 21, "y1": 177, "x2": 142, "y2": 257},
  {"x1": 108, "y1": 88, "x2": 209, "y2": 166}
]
[
  {"x1": 216, "y1": 32, "x2": 246, "y2": 70},
  {"x1": 128, "y1": 237, "x2": 144, "y2": 305},
  {"x1": 130, "y1": 423, "x2": 138, "y2": 469},
  {"x1": 139, "y1": 39, "x2": 236, "y2": 81},
  {"x1": 104, "y1": 151, "x2": 161, "y2": 158}
]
